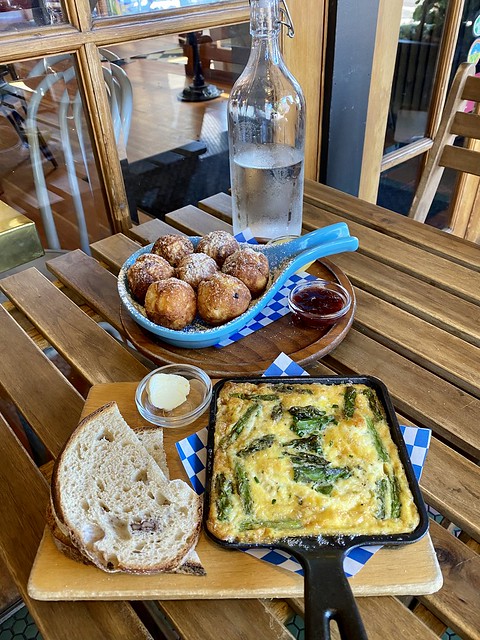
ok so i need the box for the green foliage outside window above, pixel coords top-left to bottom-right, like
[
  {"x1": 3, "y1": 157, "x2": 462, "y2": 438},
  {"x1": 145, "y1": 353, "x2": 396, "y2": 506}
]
[{"x1": 399, "y1": 0, "x2": 447, "y2": 42}]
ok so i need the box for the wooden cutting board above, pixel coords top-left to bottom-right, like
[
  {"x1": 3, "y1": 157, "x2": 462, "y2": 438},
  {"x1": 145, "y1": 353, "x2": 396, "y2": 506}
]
[{"x1": 28, "y1": 383, "x2": 443, "y2": 601}]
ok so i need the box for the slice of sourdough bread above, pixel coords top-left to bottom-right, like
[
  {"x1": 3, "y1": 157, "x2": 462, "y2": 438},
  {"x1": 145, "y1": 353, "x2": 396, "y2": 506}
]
[
  {"x1": 47, "y1": 499, "x2": 206, "y2": 575},
  {"x1": 48, "y1": 426, "x2": 205, "y2": 575},
  {"x1": 51, "y1": 402, "x2": 202, "y2": 574}
]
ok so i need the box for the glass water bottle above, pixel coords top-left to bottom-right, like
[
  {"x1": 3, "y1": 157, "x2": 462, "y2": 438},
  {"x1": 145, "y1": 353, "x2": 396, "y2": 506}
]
[{"x1": 228, "y1": 0, "x2": 306, "y2": 242}]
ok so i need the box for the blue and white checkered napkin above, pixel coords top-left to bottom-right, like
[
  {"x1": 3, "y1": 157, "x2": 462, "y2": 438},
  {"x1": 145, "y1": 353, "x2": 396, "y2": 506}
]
[
  {"x1": 176, "y1": 353, "x2": 431, "y2": 578},
  {"x1": 214, "y1": 232, "x2": 314, "y2": 348}
]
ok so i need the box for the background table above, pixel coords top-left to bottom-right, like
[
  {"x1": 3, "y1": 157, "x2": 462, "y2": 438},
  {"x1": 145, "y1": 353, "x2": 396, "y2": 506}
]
[{"x1": 0, "y1": 179, "x2": 479, "y2": 640}]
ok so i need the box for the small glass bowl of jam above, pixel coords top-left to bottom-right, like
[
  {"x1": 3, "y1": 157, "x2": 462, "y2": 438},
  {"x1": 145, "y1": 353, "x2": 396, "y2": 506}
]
[{"x1": 288, "y1": 280, "x2": 352, "y2": 328}]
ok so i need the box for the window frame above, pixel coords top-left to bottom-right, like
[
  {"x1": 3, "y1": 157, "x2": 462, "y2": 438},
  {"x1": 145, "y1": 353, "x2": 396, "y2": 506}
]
[{"x1": 0, "y1": 1, "x2": 250, "y2": 233}]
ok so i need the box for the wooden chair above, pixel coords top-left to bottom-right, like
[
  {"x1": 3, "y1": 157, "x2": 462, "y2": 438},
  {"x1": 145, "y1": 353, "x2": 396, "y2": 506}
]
[{"x1": 408, "y1": 62, "x2": 480, "y2": 240}]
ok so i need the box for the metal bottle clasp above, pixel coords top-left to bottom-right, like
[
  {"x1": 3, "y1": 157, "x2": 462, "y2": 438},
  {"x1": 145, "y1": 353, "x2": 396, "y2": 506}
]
[
  {"x1": 279, "y1": 0, "x2": 295, "y2": 38},
  {"x1": 248, "y1": 0, "x2": 295, "y2": 38}
]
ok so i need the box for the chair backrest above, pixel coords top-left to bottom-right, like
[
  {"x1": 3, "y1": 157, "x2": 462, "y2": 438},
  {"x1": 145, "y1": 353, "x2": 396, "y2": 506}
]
[
  {"x1": 25, "y1": 51, "x2": 133, "y2": 253},
  {"x1": 408, "y1": 63, "x2": 480, "y2": 228}
]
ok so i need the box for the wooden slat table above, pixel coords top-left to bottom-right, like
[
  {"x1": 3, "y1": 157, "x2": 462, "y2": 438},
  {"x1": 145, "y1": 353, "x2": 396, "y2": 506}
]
[{"x1": 0, "y1": 178, "x2": 479, "y2": 640}]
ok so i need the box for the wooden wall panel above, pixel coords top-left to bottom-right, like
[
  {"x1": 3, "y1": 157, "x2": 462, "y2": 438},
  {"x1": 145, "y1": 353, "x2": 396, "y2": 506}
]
[{"x1": 283, "y1": 0, "x2": 327, "y2": 181}]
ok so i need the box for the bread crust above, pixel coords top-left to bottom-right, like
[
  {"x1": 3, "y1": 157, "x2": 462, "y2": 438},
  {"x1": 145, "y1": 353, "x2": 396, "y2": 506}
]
[
  {"x1": 48, "y1": 498, "x2": 206, "y2": 575},
  {"x1": 51, "y1": 402, "x2": 204, "y2": 575}
]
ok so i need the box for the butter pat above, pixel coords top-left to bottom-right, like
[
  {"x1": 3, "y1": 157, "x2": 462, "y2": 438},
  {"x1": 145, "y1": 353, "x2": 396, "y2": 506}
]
[{"x1": 147, "y1": 373, "x2": 190, "y2": 411}]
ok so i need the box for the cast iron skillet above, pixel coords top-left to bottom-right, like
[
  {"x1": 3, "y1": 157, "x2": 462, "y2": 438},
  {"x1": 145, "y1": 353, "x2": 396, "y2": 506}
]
[{"x1": 203, "y1": 376, "x2": 429, "y2": 640}]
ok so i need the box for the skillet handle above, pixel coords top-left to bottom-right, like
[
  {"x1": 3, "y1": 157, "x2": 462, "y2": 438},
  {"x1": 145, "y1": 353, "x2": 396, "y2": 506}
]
[{"x1": 302, "y1": 548, "x2": 368, "y2": 640}]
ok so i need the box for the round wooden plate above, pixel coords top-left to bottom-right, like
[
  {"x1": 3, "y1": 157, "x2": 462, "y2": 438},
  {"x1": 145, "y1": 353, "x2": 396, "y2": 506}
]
[{"x1": 120, "y1": 259, "x2": 355, "y2": 377}]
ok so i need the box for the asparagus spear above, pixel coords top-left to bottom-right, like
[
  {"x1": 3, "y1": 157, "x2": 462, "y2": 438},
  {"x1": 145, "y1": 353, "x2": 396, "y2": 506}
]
[
  {"x1": 283, "y1": 434, "x2": 324, "y2": 457},
  {"x1": 239, "y1": 518, "x2": 303, "y2": 531},
  {"x1": 389, "y1": 473, "x2": 401, "y2": 518},
  {"x1": 376, "y1": 477, "x2": 388, "y2": 519},
  {"x1": 215, "y1": 473, "x2": 234, "y2": 521},
  {"x1": 375, "y1": 473, "x2": 402, "y2": 519},
  {"x1": 220, "y1": 402, "x2": 260, "y2": 448},
  {"x1": 343, "y1": 386, "x2": 357, "y2": 419},
  {"x1": 236, "y1": 434, "x2": 275, "y2": 458},
  {"x1": 366, "y1": 417, "x2": 389, "y2": 462},
  {"x1": 292, "y1": 459, "x2": 351, "y2": 494},
  {"x1": 288, "y1": 405, "x2": 336, "y2": 437},
  {"x1": 289, "y1": 405, "x2": 327, "y2": 420},
  {"x1": 230, "y1": 393, "x2": 280, "y2": 401},
  {"x1": 271, "y1": 403, "x2": 283, "y2": 422},
  {"x1": 234, "y1": 461, "x2": 253, "y2": 515},
  {"x1": 363, "y1": 388, "x2": 384, "y2": 421}
]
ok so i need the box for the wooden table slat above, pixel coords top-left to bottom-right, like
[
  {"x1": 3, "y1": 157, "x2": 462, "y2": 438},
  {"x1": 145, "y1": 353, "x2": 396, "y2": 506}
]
[
  {"x1": 0, "y1": 268, "x2": 148, "y2": 386},
  {"x1": 333, "y1": 250, "x2": 480, "y2": 347},
  {"x1": 128, "y1": 217, "x2": 186, "y2": 244},
  {"x1": 0, "y1": 414, "x2": 152, "y2": 640},
  {"x1": 162, "y1": 599, "x2": 294, "y2": 640},
  {"x1": 303, "y1": 180, "x2": 480, "y2": 271},
  {"x1": 353, "y1": 288, "x2": 480, "y2": 397},
  {"x1": 323, "y1": 329, "x2": 480, "y2": 458},
  {"x1": 46, "y1": 250, "x2": 125, "y2": 336},
  {"x1": 197, "y1": 192, "x2": 234, "y2": 222},
  {"x1": 194, "y1": 186, "x2": 480, "y2": 275},
  {"x1": 412, "y1": 603, "x2": 448, "y2": 636},
  {"x1": 181, "y1": 191, "x2": 480, "y2": 306},
  {"x1": 90, "y1": 233, "x2": 141, "y2": 272},
  {"x1": 420, "y1": 520, "x2": 480, "y2": 640},
  {"x1": 288, "y1": 595, "x2": 440, "y2": 639},
  {"x1": 91, "y1": 234, "x2": 140, "y2": 273},
  {"x1": 302, "y1": 203, "x2": 480, "y2": 306},
  {"x1": 420, "y1": 437, "x2": 480, "y2": 542},
  {"x1": 166, "y1": 206, "x2": 232, "y2": 236},
  {"x1": 0, "y1": 305, "x2": 84, "y2": 457}
]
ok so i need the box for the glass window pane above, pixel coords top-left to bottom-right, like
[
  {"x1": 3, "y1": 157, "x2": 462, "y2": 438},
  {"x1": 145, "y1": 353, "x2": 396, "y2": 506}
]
[
  {"x1": 0, "y1": 54, "x2": 112, "y2": 253},
  {"x1": 103, "y1": 26, "x2": 249, "y2": 219},
  {"x1": 94, "y1": 0, "x2": 235, "y2": 20},
  {"x1": 385, "y1": 0, "x2": 446, "y2": 152},
  {"x1": 377, "y1": 156, "x2": 454, "y2": 228},
  {"x1": 0, "y1": 1, "x2": 67, "y2": 31},
  {"x1": 378, "y1": 0, "x2": 479, "y2": 225}
]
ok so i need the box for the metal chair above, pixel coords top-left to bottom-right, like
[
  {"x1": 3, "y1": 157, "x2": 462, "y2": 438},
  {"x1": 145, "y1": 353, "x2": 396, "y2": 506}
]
[{"x1": 25, "y1": 50, "x2": 132, "y2": 253}]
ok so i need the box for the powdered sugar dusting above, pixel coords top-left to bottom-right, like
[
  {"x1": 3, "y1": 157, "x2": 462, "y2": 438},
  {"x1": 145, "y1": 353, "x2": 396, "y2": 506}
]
[
  {"x1": 197, "y1": 231, "x2": 239, "y2": 266},
  {"x1": 176, "y1": 252, "x2": 218, "y2": 289}
]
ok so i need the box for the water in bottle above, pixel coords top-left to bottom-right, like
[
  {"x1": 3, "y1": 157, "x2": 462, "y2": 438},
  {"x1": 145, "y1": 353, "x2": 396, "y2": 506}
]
[{"x1": 228, "y1": 0, "x2": 306, "y2": 242}]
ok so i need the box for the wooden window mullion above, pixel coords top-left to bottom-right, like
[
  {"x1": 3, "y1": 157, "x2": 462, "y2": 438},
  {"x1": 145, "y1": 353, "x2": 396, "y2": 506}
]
[
  {"x1": 75, "y1": 42, "x2": 131, "y2": 234},
  {"x1": 63, "y1": 0, "x2": 93, "y2": 32}
]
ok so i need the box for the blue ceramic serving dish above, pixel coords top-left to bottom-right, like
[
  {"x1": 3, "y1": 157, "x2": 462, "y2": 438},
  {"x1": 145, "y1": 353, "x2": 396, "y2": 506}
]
[{"x1": 117, "y1": 223, "x2": 359, "y2": 348}]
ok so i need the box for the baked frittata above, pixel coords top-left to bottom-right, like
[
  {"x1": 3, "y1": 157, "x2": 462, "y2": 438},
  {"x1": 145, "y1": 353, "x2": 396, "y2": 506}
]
[{"x1": 207, "y1": 381, "x2": 420, "y2": 543}]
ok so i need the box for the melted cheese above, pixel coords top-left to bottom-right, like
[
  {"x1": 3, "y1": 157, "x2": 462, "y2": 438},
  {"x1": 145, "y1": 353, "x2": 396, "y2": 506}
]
[{"x1": 207, "y1": 381, "x2": 420, "y2": 543}]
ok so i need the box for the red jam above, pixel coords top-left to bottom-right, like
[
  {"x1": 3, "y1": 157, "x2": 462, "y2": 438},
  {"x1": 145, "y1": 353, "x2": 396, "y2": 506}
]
[
  {"x1": 289, "y1": 283, "x2": 349, "y2": 328},
  {"x1": 292, "y1": 286, "x2": 344, "y2": 315}
]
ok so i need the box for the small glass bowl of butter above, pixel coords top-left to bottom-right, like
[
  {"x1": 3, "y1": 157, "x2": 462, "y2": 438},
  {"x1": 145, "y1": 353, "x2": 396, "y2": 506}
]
[{"x1": 135, "y1": 364, "x2": 212, "y2": 428}]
